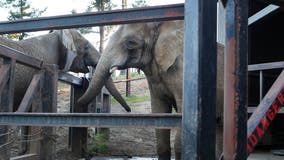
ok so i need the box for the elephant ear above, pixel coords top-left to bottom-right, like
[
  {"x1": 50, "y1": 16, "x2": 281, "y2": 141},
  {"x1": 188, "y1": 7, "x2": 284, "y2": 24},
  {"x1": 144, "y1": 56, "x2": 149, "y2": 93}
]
[
  {"x1": 59, "y1": 29, "x2": 77, "y2": 72},
  {"x1": 154, "y1": 21, "x2": 183, "y2": 72}
]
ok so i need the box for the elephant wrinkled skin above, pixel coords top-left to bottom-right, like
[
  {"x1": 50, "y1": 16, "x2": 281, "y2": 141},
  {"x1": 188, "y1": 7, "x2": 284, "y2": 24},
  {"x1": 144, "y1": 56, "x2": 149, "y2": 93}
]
[
  {"x1": 78, "y1": 21, "x2": 224, "y2": 159},
  {"x1": 0, "y1": 29, "x2": 130, "y2": 112}
]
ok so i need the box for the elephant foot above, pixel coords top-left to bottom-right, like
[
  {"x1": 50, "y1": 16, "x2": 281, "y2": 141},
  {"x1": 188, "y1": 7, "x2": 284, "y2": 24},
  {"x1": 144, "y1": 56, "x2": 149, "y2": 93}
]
[
  {"x1": 158, "y1": 152, "x2": 171, "y2": 160},
  {"x1": 174, "y1": 154, "x2": 181, "y2": 160}
]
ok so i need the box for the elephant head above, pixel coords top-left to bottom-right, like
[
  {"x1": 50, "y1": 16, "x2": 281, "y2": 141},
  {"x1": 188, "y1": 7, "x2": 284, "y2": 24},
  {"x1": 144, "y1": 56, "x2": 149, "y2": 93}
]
[
  {"x1": 0, "y1": 29, "x2": 130, "y2": 112},
  {"x1": 78, "y1": 21, "x2": 184, "y2": 105},
  {"x1": 56, "y1": 29, "x2": 98, "y2": 73},
  {"x1": 59, "y1": 29, "x2": 131, "y2": 112}
]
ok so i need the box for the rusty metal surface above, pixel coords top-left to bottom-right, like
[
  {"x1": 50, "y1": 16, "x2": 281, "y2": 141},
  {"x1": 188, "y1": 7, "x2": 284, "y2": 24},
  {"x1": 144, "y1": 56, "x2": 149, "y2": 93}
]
[
  {"x1": 0, "y1": 44, "x2": 43, "y2": 69},
  {"x1": 223, "y1": 0, "x2": 248, "y2": 159},
  {"x1": 0, "y1": 113, "x2": 182, "y2": 129},
  {"x1": 247, "y1": 70, "x2": 284, "y2": 154},
  {"x1": 0, "y1": 4, "x2": 184, "y2": 34}
]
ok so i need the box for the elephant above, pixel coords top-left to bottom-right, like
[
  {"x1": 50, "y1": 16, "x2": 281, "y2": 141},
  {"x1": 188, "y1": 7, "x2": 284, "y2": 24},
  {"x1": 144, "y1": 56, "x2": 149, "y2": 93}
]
[
  {"x1": 0, "y1": 29, "x2": 131, "y2": 112},
  {"x1": 77, "y1": 21, "x2": 224, "y2": 159}
]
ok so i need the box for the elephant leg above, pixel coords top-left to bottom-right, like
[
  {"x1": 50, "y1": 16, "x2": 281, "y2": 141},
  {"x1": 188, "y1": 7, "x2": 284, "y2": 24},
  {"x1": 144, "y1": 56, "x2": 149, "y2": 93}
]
[
  {"x1": 151, "y1": 98, "x2": 171, "y2": 160},
  {"x1": 174, "y1": 99, "x2": 182, "y2": 160},
  {"x1": 174, "y1": 128, "x2": 181, "y2": 160},
  {"x1": 216, "y1": 124, "x2": 223, "y2": 159},
  {"x1": 156, "y1": 129, "x2": 171, "y2": 160}
]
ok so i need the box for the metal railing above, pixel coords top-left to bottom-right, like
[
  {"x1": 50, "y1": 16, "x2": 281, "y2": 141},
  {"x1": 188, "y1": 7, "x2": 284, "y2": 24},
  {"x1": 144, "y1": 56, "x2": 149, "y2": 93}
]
[{"x1": 0, "y1": 3, "x2": 185, "y2": 159}]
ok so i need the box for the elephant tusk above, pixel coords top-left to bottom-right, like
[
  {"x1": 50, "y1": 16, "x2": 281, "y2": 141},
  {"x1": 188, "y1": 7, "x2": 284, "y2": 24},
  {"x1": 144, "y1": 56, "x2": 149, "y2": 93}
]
[{"x1": 109, "y1": 66, "x2": 118, "y2": 74}]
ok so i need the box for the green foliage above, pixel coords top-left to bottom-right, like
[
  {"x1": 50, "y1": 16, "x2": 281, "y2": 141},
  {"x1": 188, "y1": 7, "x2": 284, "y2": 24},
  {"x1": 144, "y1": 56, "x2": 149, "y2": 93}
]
[
  {"x1": 2, "y1": 0, "x2": 46, "y2": 40},
  {"x1": 89, "y1": 0, "x2": 116, "y2": 11},
  {"x1": 87, "y1": 133, "x2": 109, "y2": 155},
  {"x1": 132, "y1": 0, "x2": 148, "y2": 8},
  {"x1": 112, "y1": 95, "x2": 150, "y2": 104}
]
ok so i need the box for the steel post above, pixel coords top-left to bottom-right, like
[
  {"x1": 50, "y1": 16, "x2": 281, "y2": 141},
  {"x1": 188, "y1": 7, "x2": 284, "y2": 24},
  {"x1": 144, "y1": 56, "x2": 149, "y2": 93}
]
[
  {"x1": 182, "y1": 0, "x2": 217, "y2": 159},
  {"x1": 223, "y1": 0, "x2": 248, "y2": 159},
  {"x1": 69, "y1": 78, "x2": 88, "y2": 156},
  {"x1": 39, "y1": 65, "x2": 58, "y2": 160}
]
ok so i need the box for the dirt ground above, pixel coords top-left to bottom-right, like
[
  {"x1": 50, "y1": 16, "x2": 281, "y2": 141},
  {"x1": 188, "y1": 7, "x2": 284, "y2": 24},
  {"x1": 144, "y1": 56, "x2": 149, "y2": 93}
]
[{"x1": 54, "y1": 78, "x2": 178, "y2": 160}]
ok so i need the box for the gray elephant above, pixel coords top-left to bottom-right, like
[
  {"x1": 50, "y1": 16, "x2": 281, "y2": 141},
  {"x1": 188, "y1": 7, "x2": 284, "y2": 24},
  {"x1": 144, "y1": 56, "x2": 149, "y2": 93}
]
[
  {"x1": 78, "y1": 21, "x2": 224, "y2": 159},
  {"x1": 0, "y1": 29, "x2": 131, "y2": 112}
]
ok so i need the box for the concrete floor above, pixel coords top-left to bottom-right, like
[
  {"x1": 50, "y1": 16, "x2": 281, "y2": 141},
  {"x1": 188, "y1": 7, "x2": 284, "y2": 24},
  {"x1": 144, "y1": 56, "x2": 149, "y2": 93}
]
[
  {"x1": 90, "y1": 151, "x2": 284, "y2": 160},
  {"x1": 248, "y1": 150, "x2": 284, "y2": 160}
]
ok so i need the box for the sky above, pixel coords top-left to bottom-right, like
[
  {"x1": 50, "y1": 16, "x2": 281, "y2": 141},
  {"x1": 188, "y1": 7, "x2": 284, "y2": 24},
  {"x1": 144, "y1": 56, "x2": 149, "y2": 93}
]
[
  {"x1": 0, "y1": 0, "x2": 184, "y2": 20},
  {"x1": 0, "y1": 0, "x2": 184, "y2": 47}
]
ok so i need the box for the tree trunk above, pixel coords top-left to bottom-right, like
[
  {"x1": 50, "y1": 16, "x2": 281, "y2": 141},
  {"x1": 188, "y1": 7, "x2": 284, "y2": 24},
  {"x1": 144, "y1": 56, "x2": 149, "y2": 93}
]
[{"x1": 99, "y1": 26, "x2": 104, "y2": 53}]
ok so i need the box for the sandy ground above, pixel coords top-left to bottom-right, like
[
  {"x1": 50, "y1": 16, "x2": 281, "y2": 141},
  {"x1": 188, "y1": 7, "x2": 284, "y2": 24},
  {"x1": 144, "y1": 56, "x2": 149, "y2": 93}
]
[
  {"x1": 53, "y1": 78, "x2": 181, "y2": 160},
  {"x1": 8, "y1": 78, "x2": 284, "y2": 160}
]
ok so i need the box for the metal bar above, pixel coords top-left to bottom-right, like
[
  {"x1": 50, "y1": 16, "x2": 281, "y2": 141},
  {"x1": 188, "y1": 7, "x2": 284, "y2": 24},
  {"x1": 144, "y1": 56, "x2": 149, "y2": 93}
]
[
  {"x1": 248, "y1": 61, "x2": 284, "y2": 71},
  {"x1": 0, "y1": 44, "x2": 43, "y2": 69},
  {"x1": 223, "y1": 0, "x2": 248, "y2": 159},
  {"x1": 0, "y1": 58, "x2": 15, "y2": 160},
  {"x1": 0, "y1": 4, "x2": 184, "y2": 34},
  {"x1": 0, "y1": 113, "x2": 182, "y2": 129},
  {"x1": 58, "y1": 71, "x2": 82, "y2": 86},
  {"x1": 113, "y1": 77, "x2": 146, "y2": 83},
  {"x1": 183, "y1": 0, "x2": 217, "y2": 159},
  {"x1": 40, "y1": 64, "x2": 58, "y2": 160},
  {"x1": 126, "y1": 69, "x2": 131, "y2": 97},
  {"x1": 69, "y1": 79, "x2": 88, "y2": 156},
  {"x1": 10, "y1": 154, "x2": 38, "y2": 160},
  {"x1": 247, "y1": 70, "x2": 284, "y2": 155},
  {"x1": 0, "y1": 64, "x2": 10, "y2": 92},
  {"x1": 248, "y1": 106, "x2": 284, "y2": 113},
  {"x1": 259, "y1": 71, "x2": 263, "y2": 102},
  {"x1": 16, "y1": 73, "x2": 42, "y2": 112},
  {"x1": 3, "y1": 58, "x2": 15, "y2": 111},
  {"x1": 248, "y1": 4, "x2": 280, "y2": 26},
  {"x1": 96, "y1": 89, "x2": 111, "y2": 137}
]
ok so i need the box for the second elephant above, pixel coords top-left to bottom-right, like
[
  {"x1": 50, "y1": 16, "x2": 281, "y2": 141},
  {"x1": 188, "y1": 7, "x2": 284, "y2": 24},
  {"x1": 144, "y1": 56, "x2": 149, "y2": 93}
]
[
  {"x1": 78, "y1": 21, "x2": 224, "y2": 159},
  {"x1": 0, "y1": 29, "x2": 131, "y2": 112}
]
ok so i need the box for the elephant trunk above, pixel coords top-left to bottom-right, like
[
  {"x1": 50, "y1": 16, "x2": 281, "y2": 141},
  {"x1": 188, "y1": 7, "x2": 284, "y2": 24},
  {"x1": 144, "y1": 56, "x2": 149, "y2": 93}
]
[
  {"x1": 105, "y1": 78, "x2": 131, "y2": 112},
  {"x1": 77, "y1": 54, "x2": 112, "y2": 105}
]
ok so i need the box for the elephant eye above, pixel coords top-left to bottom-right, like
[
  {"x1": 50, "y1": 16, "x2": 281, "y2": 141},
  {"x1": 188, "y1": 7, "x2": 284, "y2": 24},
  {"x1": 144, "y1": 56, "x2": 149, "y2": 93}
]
[{"x1": 126, "y1": 39, "x2": 139, "y2": 49}]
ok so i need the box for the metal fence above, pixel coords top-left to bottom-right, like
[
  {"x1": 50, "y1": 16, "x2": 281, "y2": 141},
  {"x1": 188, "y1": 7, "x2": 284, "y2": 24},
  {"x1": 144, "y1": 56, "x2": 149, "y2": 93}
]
[{"x1": 3, "y1": 0, "x2": 282, "y2": 159}]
